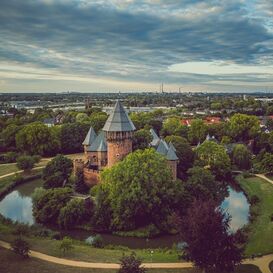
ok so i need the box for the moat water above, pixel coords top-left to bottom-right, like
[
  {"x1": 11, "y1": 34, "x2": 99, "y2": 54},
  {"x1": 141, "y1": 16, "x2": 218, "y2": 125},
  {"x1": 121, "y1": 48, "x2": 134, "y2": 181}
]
[{"x1": 0, "y1": 179, "x2": 250, "y2": 249}]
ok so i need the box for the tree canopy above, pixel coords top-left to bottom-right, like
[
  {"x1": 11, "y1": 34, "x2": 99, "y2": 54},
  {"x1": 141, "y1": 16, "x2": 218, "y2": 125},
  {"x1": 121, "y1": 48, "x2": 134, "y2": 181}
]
[
  {"x1": 188, "y1": 119, "x2": 208, "y2": 145},
  {"x1": 178, "y1": 199, "x2": 242, "y2": 273},
  {"x1": 96, "y1": 148, "x2": 182, "y2": 230},
  {"x1": 196, "y1": 141, "x2": 231, "y2": 180},
  {"x1": 132, "y1": 129, "x2": 152, "y2": 150},
  {"x1": 228, "y1": 114, "x2": 260, "y2": 141},
  {"x1": 165, "y1": 135, "x2": 194, "y2": 178},
  {"x1": 232, "y1": 144, "x2": 252, "y2": 170}
]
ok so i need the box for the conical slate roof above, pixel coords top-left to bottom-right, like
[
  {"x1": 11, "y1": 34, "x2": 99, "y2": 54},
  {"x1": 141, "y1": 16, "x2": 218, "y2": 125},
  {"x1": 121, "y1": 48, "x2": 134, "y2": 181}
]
[
  {"x1": 166, "y1": 145, "x2": 179, "y2": 161},
  {"x1": 87, "y1": 131, "x2": 107, "y2": 152},
  {"x1": 82, "y1": 126, "x2": 97, "y2": 146},
  {"x1": 150, "y1": 128, "x2": 160, "y2": 147},
  {"x1": 169, "y1": 142, "x2": 177, "y2": 152},
  {"x1": 102, "y1": 100, "x2": 136, "y2": 132},
  {"x1": 156, "y1": 139, "x2": 169, "y2": 156}
]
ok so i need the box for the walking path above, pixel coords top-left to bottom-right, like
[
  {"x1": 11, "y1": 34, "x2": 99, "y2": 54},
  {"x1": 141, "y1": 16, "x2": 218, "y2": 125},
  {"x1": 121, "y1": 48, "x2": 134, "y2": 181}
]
[
  {"x1": 255, "y1": 174, "x2": 273, "y2": 186},
  {"x1": 0, "y1": 166, "x2": 45, "y2": 180},
  {"x1": 0, "y1": 240, "x2": 272, "y2": 272}
]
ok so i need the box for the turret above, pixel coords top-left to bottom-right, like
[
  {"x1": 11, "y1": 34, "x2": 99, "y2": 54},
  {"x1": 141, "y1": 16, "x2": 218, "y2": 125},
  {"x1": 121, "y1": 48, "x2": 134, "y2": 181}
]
[{"x1": 102, "y1": 100, "x2": 136, "y2": 167}]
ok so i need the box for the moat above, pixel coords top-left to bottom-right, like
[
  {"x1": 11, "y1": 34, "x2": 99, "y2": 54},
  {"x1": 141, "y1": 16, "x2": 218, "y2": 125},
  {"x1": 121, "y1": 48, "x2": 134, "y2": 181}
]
[{"x1": 0, "y1": 178, "x2": 250, "y2": 249}]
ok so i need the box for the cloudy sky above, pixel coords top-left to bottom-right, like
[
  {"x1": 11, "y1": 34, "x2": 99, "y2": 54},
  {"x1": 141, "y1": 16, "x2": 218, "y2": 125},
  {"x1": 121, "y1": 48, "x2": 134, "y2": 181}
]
[{"x1": 0, "y1": 0, "x2": 273, "y2": 93}]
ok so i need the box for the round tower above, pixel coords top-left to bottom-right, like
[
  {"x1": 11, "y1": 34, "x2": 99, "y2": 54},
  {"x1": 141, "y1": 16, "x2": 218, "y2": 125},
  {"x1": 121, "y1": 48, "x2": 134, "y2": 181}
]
[{"x1": 102, "y1": 100, "x2": 136, "y2": 167}]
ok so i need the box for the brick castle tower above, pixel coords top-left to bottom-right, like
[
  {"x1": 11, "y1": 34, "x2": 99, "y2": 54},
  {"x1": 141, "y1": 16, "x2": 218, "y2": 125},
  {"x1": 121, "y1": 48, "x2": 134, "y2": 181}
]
[{"x1": 102, "y1": 100, "x2": 136, "y2": 167}]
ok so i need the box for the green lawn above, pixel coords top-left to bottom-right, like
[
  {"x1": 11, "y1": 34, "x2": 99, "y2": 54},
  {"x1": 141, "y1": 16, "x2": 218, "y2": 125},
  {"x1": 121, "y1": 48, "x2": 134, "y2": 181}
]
[
  {"x1": 265, "y1": 174, "x2": 273, "y2": 181},
  {"x1": 236, "y1": 175, "x2": 273, "y2": 256},
  {"x1": 0, "y1": 247, "x2": 262, "y2": 273},
  {"x1": 0, "y1": 164, "x2": 19, "y2": 176}
]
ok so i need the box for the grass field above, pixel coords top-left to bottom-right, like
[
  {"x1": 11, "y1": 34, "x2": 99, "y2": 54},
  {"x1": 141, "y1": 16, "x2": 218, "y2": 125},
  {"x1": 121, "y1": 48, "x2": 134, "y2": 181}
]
[
  {"x1": 0, "y1": 163, "x2": 18, "y2": 176},
  {"x1": 0, "y1": 247, "x2": 262, "y2": 273},
  {"x1": 236, "y1": 175, "x2": 273, "y2": 256}
]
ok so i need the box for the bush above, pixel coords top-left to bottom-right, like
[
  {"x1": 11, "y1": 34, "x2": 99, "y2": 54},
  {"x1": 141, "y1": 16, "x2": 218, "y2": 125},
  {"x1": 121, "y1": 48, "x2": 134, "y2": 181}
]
[
  {"x1": 59, "y1": 237, "x2": 73, "y2": 254},
  {"x1": 91, "y1": 234, "x2": 103, "y2": 248},
  {"x1": 43, "y1": 171, "x2": 65, "y2": 189},
  {"x1": 11, "y1": 237, "x2": 30, "y2": 258},
  {"x1": 16, "y1": 155, "x2": 35, "y2": 172},
  {"x1": 12, "y1": 224, "x2": 30, "y2": 236},
  {"x1": 118, "y1": 252, "x2": 146, "y2": 273},
  {"x1": 32, "y1": 155, "x2": 42, "y2": 163},
  {"x1": 250, "y1": 195, "x2": 260, "y2": 205}
]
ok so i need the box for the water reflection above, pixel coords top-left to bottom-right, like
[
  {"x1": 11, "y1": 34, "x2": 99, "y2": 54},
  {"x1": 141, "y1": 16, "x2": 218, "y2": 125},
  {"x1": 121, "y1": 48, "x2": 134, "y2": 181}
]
[
  {"x1": 0, "y1": 190, "x2": 34, "y2": 225},
  {"x1": 221, "y1": 186, "x2": 250, "y2": 232}
]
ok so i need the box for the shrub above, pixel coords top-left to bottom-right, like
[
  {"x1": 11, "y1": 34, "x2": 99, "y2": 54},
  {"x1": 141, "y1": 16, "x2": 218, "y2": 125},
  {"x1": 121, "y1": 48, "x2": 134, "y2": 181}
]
[
  {"x1": 4, "y1": 151, "x2": 18, "y2": 163},
  {"x1": 43, "y1": 171, "x2": 65, "y2": 189},
  {"x1": 32, "y1": 155, "x2": 42, "y2": 163},
  {"x1": 12, "y1": 224, "x2": 30, "y2": 236},
  {"x1": 91, "y1": 234, "x2": 103, "y2": 248},
  {"x1": 118, "y1": 252, "x2": 146, "y2": 273},
  {"x1": 59, "y1": 237, "x2": 73, "y2": 254},
  {"x1": 250, "y1": 195, "x2": 260, "y2": 205},
  {"x1": 16, "y1": 155, "x2": 35, "y2": 172},
  {"x1": 11, "y1": 237, "x2": 30, "y2": 258}
]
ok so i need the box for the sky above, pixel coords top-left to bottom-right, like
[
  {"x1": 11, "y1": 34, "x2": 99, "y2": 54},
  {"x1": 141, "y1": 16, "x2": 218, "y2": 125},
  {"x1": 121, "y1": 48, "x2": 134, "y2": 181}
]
[{"x1": 0, "y1": 0, "x2": 273, "y2": 93}]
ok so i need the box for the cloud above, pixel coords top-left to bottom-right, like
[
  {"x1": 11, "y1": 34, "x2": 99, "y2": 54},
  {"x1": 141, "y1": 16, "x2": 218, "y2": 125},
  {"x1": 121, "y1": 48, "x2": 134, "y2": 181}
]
[{"x1": 0, "y1": 0, "x2": 273, "y2": 92}]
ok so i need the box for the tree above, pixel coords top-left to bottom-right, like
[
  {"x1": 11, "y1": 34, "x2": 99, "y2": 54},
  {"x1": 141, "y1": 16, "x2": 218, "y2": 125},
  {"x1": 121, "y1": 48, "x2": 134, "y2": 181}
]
[
  {"x1": 32, "y1": 187, "x2": 72, "y2": 224},
  {"x1": 1, "y1": 124, "x2": 21, "y2": 148},
  {"x1": 76, "y1": 113, "x2": 90, "y2": 124},
  {"x1": 60, "y1": 122, "x2": 89, "y2": 154},
  {"x1": 185, "y1": 167, "x2": 226, "y2": 201},
  {"x1": 43, "y1": 154, "x2": 73, "y2": 181},
  {"x1": 177, "y1": 199, "x2": 242, "y2": 273},
  {"x1": 118, "y1": 253, "x2": 146, "y2": 273},
  {"x1": 16, "y1": 155, "x2": 35, "y2": 172},
  {"x1": 59, "y1": 237, "x2": 73, "y2": 254},
  {"x1": 232, "y1": 144, "x2": 252, "y2": 170},
  {"x1": 43, "y1": 171, "x2": 65, "y2": 189},
  {"x1": 89, "y1": 112, "x2": 108, "y2": 132},
  {"x1": 15, "y1": 122, "x2": 59, "y2": 156},
  {"x1": 58, "y1": 198, "x2": 92, "y2": 229},
  {"x1": 161, "y1": 117, "x2": 182, "y2": 137},
  {"x1": 165, "y1": 135, "x2": 194, "y2": 178},
  {"x1": 196, "y1": 141, "x2": 231, "y2": 180},
  {"x1": 188, "y1": 119, "x2": 207, "y2": 145},
  {"x1": 132, "y1": 129, "x2": 152, "y2": 150},
  {"x1": 74, "y1": 170, "x2": 89, "y2": 194},
  {"x1": 97, "y1": 149, "x2": 180, "y2": 230},
  {"x1": 228, "y1": 114, "x2": 260, "y2": 141},
  {"x1": 11, "y1": 237, "x2": 30, "y2": 258},
  {"x1": 255, "y1": 152, "x2": 273, "y2": 174}
]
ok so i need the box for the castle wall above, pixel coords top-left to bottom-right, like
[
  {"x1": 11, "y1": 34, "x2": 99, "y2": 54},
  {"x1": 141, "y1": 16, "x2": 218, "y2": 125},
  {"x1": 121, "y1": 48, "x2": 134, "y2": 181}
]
[
  {"x1": 107, "y1": 138, "x2": 132, "y2": 167},
  {"x1": 167, "y1": 160, "x2": 177, "y2": 180},
  {"x1": 83, "y1": 168, "x2": 100, "y2": 186}
]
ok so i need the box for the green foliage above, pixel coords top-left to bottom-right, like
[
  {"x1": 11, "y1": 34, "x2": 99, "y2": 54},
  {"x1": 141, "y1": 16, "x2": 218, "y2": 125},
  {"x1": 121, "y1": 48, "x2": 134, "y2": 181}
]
[
  {"x1": 91, "y1": 234, "x2": 104, "y2": 248},
  {"x1": 97, "y1": 149, "x2": 178, "y2": 230},
  {"x1": 132, "y1": 129, "x2": 152, "y2": 150},
  {"x1": 118, "y1": 253, "x2": 146, "y2": 273},
  {"x1": 165, "y1": 135, "x2": 194, "y2": 178},
  {"x1": 228, "y1": 114, "x2": 260, "y2": 141},
  {"x1": 43, "y1": 154, "x2": 73, "y2": 180},
  {"x1": 32, "y1": 187, "x2": 72, "y2": 224},
  {"x1": 232, "y1": 144, "x2": 252, "y2": 170},
  {"x1": 58, "y1": 237, "x2": 74, "y2": 254},
  {"x1": 196, "y1": 141, "x2": 231, "y2": 180},
  {"x1": 89, "y1": 112, "x2": 108, "y2": 132},
  {"x1": 59, "y1": 122, "x2": 89, "y2": 154},
  {"x1": 185, "y1": 167, "x2": 226, "y2": 201},
  {"x1": 11, "y1": 237, "x2": 30, "y2": 258},
  {"x1": 15, "y1": 122, "x2": 59, "y2": 156},
  {"x1": 43, "y1": 171, "x2": 65, "y2": 189},
  {"x1": 188, "y1": 119, "x2": 207, "y2": 145},
  {"x1": 16, "y1": 155, "x2": 35, "y2": 171},
  {"x1": 178, "y1": 199, "x2": 242, "y2": 273},
  {"x1": 1, "y1": 124, "x2": 21, "y2": 148},
  {"x1": 74, "y1": 170, "x2": 89, "y2": 194},
  {"x1": 3, "y1": 151, "x2": 18, "y2": 163},
  {"x1": 221, "y1": 135, "x2": 232, "y2": 145},
  {"x1": 161, "y1": 117, "x2": 183, "y2": 137},
  {"x1": 58, "y1": 198, "x2": 92, "y2": 229},
  {"x1": 76, "y1": 113, "x2": 90, "y2": 123}
]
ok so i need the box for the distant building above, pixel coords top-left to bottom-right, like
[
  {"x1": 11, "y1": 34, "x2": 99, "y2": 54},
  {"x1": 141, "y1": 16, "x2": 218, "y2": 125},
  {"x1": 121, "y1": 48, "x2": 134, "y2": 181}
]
[
  {"x1": 74, "y1": 101, "x2": 178, "y2": 186},
  {"x1": 43, "y1": 118, "x2": 56, "y2": 127}
]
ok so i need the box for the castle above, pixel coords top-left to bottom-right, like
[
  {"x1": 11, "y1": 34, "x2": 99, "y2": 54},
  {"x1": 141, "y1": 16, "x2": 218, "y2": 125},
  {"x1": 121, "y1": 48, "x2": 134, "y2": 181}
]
[{"x1": 74, "y1": 100, "x2": 178, "y2": 186}]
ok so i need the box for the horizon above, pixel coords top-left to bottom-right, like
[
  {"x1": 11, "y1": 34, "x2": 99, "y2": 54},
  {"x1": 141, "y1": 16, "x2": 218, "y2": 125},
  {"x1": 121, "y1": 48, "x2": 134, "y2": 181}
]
[{"x1": 1, "y1": 0, "x2": 273, "y2": 93}]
